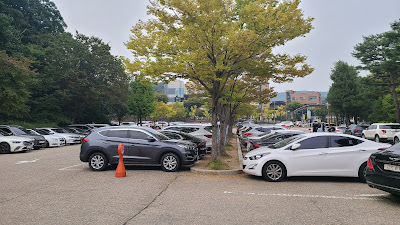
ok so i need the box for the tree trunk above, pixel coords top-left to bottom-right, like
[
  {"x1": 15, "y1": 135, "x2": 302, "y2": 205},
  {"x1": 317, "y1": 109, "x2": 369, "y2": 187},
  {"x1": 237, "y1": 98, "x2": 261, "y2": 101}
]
[
  {"x1": 218, "y1": 104, "x2": 229, "y2": 155},
  {"x1": 211, "y1": 91, "x2": 220, "y2": 160},
  {"x1": 390, "y1": 74, "x2": 400, "y2": 123}
]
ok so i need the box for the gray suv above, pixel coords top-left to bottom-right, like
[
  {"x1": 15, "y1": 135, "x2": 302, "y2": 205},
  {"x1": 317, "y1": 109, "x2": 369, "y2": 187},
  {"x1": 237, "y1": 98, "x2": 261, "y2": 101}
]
[{"x1": 80, "y1": 126, "x2": 198, "y2": 172}]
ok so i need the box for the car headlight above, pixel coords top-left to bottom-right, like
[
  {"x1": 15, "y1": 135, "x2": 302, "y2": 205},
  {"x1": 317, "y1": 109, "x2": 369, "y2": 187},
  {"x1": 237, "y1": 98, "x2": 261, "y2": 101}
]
[
  {"x1": 11, "y1": 141, "x2": 22, "y2": 144},
  {"x1": 248, "y1": 152, "x2": 271, "y2": 160}
]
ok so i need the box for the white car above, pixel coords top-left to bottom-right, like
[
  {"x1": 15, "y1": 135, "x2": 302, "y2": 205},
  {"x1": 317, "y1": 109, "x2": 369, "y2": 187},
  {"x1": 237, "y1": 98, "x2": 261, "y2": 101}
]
[
  {"x1": 120, "y1": 122, "x2": 137, "y2": 126},
  {"x1": 36, "y1": 128, "x2": 82, "y2": 145},
  {"x1": 28, "y1": 129, "x2": 66, "y2": 148},
  {"x1": 242, "y1": 133, "x2": 391, "y2": 182},
  {"x1": 276, "y1": 121, "x2": 294, "y2": 128},
  {"x1": 0, "y1": 130, "x2": 34, "y2": 153},
  {"x1": 241, "y1": 125, "x2": 287, "y2": 146},
  {"x1": 163, "y1": 124, "x2": 212, "y2": 150},
  {"x1": 362, "y1": 123, "x2": 400, "y2": 143}
]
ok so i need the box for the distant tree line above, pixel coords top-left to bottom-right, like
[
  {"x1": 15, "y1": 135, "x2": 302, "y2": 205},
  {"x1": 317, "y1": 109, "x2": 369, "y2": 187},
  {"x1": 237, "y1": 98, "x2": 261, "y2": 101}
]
[{"x1": 0, "y1": 0, "x2": 129, "y2": 125}]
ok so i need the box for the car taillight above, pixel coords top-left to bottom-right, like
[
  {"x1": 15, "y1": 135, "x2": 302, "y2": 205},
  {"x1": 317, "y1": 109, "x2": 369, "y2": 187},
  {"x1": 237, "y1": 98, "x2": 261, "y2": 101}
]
[
  {"x1": 354, "y1": 129, "x2": 360, "y2": 131},
  {"x1": 241, "y1": 130, "x2": 246, "y2": 132},
  {"x1": 204, "y1": 135, "x2": 212, "y2": 138},
  {"x1": 378, "y1": 147, "x2": 388, "y2": 151},
  {"x1": 197, "y1": 141, "x2": 206, "y2": 147},
  {"x1": 253, "y1": 144, "x2": 261, "y2": 148},
  {"x1": 244, "y1": 133, "x2": 253, "y2": 137},
  {"x1": 249, "y1": 139, "x2": 254, "y2": 141},
  {"x1": 367, "y1": 157, "x2": 375, "y2": 170},
  {"x1": 82, "y1": 138, "x2": 89, "y2": 143},
  {"x1": 381, "y1": 130, "x2": 386, "y2": 134}
]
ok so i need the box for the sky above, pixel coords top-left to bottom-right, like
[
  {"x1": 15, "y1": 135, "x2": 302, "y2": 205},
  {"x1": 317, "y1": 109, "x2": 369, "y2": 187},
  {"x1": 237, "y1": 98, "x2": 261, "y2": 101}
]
[{"x1": 52, "y1": 0, "x2": 400, "y2": 93}]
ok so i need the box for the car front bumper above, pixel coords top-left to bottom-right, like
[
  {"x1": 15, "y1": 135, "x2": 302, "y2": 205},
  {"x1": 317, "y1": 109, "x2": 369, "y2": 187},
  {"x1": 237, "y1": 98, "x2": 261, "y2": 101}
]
[{"x1": 242, "y1": 158, "x2": 263, "y2": 176}]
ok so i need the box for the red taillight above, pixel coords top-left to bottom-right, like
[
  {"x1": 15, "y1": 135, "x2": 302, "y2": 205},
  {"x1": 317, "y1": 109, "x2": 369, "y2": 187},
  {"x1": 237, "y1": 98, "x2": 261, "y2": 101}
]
[
  {"x1": 378, "y1": 147, "x2": 388, "y2": 151},
  {"x1": 367, "y1": 157, "x2": 375, "y2": 170},
  {"x1": 241, "y1": 130, "x2": 246, "y2": 132},
  {"x1": 381, "y1": 130, "x2": 386, "y2": 134},
  {"x1": 204, "y1": 135, "x2": 212, "y2": 138},
  {"x1": 354, "y1": 129, "x2": 360, "y2": 131},
  {"x1": 197, "y1": 141, "x2": 206, "y2": 147},
  {"x1": 253, "y1": 144, "x2": 261, "y2": 148},
  {"x1": 244, "y1": 133, "x2": 253, "y2": 137},
  {"x1": 249, "y1": 139, "x2": 254, "y2": 141},
  {"x1": 82, "y1": 138, "x2": 89, "y2": 143}
]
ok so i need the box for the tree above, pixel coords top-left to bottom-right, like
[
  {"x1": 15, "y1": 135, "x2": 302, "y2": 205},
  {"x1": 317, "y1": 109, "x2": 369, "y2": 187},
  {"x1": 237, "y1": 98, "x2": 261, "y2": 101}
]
[
  {"x1": 183, "y1": 97, "x2": 204, "y2": 112},
  {"x1": 353, "y1": 19, "x2": 400, "y2": 122},
  {"x1": 152, "y1": 101, "x2": 174, "y2": 121},
  {"x1": 286, "y1": 101, "x2": 303, "y2": 112},
  {"x1": 203, "y1": 110, "x2": 211, "y2": 121},
  {"x1": 189, "y1": 105, "x2": 198, "y2": 120},
  {"x1": 155, "y1": 92, "x2": 169, "y2": 104},
  {"x1": 326, "y1": 61, "x2": 360, "y2": 125},
  {"x1": 124, "y1": 0, "x2": 313, "y2": 160},
  {"x1": 170, "y1": 102, "x2": 186, "y2": 120},
  {"x1": 127, "y1": 79, "x2": 155, "y2": 125},
  {"x1": 0, "y1": 51, "x2": 34, "y2": 119},
  {"x1": 314, "y1": 108, "x2": 327, "y2": 122}
]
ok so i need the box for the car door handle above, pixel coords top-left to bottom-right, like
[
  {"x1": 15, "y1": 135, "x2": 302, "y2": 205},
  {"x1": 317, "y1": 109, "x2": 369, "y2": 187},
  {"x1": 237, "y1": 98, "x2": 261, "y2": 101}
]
[
  {"x1": 319, "y1": 152, "x2": 328, "y2": 155},
  {"x1": 358, "y1": 149, "x2": 366, "y2": 152}
]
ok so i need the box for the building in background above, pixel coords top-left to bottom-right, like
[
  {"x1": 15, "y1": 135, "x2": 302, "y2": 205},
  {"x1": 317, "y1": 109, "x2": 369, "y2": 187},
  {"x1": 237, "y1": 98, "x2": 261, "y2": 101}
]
[
  {"x1": 285, "y1": 90, "x2": 322, "y2": 105},
  {"x1": 165, "y1": 79, "x2": 188, "y2": 103}
]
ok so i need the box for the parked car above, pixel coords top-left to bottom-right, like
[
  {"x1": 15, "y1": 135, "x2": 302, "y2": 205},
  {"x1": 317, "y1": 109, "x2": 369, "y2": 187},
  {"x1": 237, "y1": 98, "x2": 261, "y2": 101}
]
[
  {"x1": 366, "y1": 143, "x2": 400, "y2": 196},
  {"x1": 159, "y1": 130, "x2": 207, "y2": 157},
  {"x1": 0, "y1": 130, "x2": 34, "y2": 153},
  {"x1": 28, "y1": 129, "x2": 66, "y2": 148},
  {"x1": 242, "y1": 133, "x2": 391, "y2": 182},
  {"x1": 80, "y1": 126, "x2": 198, "y2": 172},
  {"x1": 68, "y1": 124, "x2": 94, "y2": 132},
  {"x1": 88, "y1": 124, "x2": 110, "y2": 128},
  {"x1": 36, "y1": 128, "x2": 82, "y2": 145},
  {"x1": 334, "y1": 126, "x2": 347, "y2": 134},
  {"x1": 0, "y1": 125, "x2": 46, "y2": 149},
  {"x1": 247, "y1": 130, "x2": 305, "y2": 151},
  {"x1": 163, "y1": 124, "x2": 212, "y2": 150},
  {"x1": 362, "y1": 123, "x2": 400, "y2": 143},
  {"x1": 62, "y1": 127, "x2": 90, "y2": 136},
  {"x1": 120, "y1": 122, "x2": 137, "y2": 126},
  {"x1": 276, "y1": 121, "x2": 294, "y2": 128},
  {"x1": 241, "y1": 125, "x2": 287, "y2": 146},
  {"x1": 344, "y1": 124, "x2": 369, "y2": 137}
]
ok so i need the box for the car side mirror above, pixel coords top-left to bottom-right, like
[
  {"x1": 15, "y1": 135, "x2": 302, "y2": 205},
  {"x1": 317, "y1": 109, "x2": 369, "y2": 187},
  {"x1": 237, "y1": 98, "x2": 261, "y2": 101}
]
[
  {"x1": 291, "y1": 143, "x2": 301, "y2": 150},
  {"x1": 147, "y1": 136, "x2": 156, "y2": 142}
]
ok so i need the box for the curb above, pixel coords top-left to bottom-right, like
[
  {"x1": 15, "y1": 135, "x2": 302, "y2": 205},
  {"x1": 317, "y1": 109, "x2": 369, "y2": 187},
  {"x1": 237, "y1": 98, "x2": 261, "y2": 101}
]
[{"x1": 190, "y1": 136, "x2": 244, "y2": 175}]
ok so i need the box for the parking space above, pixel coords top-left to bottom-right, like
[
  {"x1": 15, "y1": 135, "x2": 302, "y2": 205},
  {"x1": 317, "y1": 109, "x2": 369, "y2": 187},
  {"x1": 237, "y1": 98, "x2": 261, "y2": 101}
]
[{"x1": 1, "y1": 145, "x2": 400, "y2": 224}]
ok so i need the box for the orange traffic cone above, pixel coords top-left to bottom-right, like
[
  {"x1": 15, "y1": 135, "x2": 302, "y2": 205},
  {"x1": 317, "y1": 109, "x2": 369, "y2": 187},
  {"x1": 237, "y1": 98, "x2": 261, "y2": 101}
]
[{"x1": 116, "y1": 143, "x2": 126, "y2": 177}]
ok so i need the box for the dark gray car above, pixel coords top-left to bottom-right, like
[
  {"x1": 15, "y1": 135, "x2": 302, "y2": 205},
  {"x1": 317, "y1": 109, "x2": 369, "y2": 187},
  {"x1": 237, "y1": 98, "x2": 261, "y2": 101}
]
[
  {"x1": 80, "y1": 126, "x2": 198, "y2": 172},
  {"x1": 0, "y1": 125, "x2": 46, "y2": 149}
]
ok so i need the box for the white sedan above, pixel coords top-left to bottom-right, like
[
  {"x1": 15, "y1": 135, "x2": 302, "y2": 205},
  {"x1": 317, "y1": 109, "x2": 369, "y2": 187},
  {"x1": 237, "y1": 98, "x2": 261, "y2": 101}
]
[
  {"x1": 0, "y1": 130, "x2": 34, "y2": 153},
  {"x1": 242, "y1": 133, "x2": 391, "y2": 182},
  {"x1": 36, "y1": 128, "x2": 81, "y2": 145},
  {"x1": 28, "y1": 129, "x2": 66, "y2": 148}
]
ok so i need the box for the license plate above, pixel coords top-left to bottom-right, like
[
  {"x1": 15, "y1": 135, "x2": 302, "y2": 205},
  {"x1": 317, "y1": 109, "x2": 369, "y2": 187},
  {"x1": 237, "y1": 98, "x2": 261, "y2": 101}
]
[{"x1": 384, "y1": 164, "x2": 400, "y2": 172}]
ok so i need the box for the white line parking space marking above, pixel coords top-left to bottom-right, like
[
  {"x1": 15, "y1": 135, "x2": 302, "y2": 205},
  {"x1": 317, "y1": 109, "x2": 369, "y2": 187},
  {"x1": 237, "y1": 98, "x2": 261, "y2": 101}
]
[
  {"x1": 223, "y1": 191, "x2": 386, "y2": 201},
  {"x1": 59, "y1": 163, "x2": 86, "y2": 171},
  {"x1": 16, "y1": 159, "x2": 39, "y2": 164}
]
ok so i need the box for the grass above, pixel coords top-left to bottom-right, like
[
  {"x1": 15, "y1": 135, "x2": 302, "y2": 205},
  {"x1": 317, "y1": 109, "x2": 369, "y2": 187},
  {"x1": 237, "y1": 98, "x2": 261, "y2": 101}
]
[
  {"x1": 206, "y1": 159, "x2": 230, "y2": 170},
  {"x1": 221, "y1": 152, "x2": 232, "y2": 158},
  {"x1": 225, "y1": 143, "x2": 233, "y2": 151}
]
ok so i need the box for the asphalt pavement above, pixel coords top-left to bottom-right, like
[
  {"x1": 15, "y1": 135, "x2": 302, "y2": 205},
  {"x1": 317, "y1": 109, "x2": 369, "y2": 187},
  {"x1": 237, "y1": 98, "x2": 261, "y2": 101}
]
[{"x1": 1, "y1": 144, "x2": 400, "y2": 225}]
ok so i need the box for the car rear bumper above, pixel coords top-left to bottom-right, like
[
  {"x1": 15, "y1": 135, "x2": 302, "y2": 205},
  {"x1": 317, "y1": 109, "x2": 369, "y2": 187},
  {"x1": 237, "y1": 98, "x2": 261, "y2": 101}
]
[{"x1": 366, "y1": 171, "x2": 400, "y2": 195}]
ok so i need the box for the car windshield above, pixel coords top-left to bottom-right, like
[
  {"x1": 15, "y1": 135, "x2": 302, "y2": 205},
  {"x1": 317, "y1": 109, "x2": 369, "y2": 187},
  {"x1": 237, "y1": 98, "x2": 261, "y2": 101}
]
[
  {"x1": 269, "y1": 135, "x2": 305, "y2": 149},
  {"x1": 27, "y1": 129, "x2": 39, "y2": 135},
  {"x1": 0, "y1": 129, "x2": 10, "y2": 136},
  {"x1": 10, "y1": 127, "x2": 27, "y2": 135},
  {"x1": 36, "y1": 129, "x2": 50, "y2": 135},
  {"x1": 51, "y1": 128, "x2": 67, "y2": 133}
]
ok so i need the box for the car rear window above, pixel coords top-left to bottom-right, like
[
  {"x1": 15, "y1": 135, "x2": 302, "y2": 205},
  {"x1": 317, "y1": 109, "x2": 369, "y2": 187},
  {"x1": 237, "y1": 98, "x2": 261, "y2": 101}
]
[
  {"x1": 330, "y1": 136, "x2": 363, "y2": 147},
  {"x1": 204, "y1": 126, "x2": 212, "y2": 133},
  {"x1": 380, "y1": 125, "x2": 400, "y2": 129}
]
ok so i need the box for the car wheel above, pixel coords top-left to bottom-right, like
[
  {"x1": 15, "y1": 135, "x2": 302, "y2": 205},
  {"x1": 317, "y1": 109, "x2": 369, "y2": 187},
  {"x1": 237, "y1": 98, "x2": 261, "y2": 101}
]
[
  {"x1": 160, "y1": 153, "x2": 180, "y2": 172},
  {"x1": 89, "y1": 152, "x2": 108, "y2": 171},
  {"x1": 375, "y1": 135, "x2": 380, "y2": 143},
  {"x1": 45, "y1": 141, "x2": 49, "y2": 148},
  {"x1": 262, "y1": 161, "x2": 286, "y2": 182},
  {"x1": 0, "y1": 142, "x2": 11, "y2": 153},
  {"x1": 395, "y1": 137, "x2": 400, "y2": 144},
  {"x1": 358, "y1": 162, "x2": 367, "y2": 183}
]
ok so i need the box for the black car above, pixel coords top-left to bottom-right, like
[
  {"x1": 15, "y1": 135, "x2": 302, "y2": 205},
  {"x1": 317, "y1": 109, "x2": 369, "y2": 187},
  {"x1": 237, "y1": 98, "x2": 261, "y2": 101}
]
[
  {"x1": 247, "y1": 130, "x2": 304, "y2": 151},
  {"x1": 344, "y1": 124, "x2": 368, "y2": 137},
  {"x1": 366, "y1": 144, "x2": 400, "y2": 196},
  {"x1": 80, "y1": 126, "x2": 198, "y2": 172},
  {"x1": 159, "y1": 130, "x2": 207, "y2": 157},
  {"x1": 0, "y1": 125, "x2": 46, "y2": 149}
]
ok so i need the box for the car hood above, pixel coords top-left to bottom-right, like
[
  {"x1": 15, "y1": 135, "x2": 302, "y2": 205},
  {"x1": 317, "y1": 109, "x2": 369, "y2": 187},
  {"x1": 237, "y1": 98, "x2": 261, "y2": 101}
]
[
  {"x1": 19, "y1": 134, "x2": 45, "y2": 140},
  {"x1": 245, "y1": 146, "x2": 277, "y2": 157}
]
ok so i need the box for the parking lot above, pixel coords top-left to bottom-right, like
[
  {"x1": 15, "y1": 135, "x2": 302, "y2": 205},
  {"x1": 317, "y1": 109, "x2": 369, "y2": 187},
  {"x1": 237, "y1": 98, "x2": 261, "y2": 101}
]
[{"x1": 1, "y1": 144, "x2": 400, "y2": 225}]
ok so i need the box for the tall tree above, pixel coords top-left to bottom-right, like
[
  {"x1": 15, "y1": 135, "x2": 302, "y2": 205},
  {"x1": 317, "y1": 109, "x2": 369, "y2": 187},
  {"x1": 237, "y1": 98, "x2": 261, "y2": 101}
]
[
  {"x1": 326, "y1": 61, "x2": 360, "y2": 125},
  {"x1": 128, "y1": 79, "x2": 155, "y2": 125},
  {"x1": 353, "y1": 19, "x2": 400, "y2": 122},
  {"x1": 124, "y1": 0, "x2": 313, "y2": 160}
]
